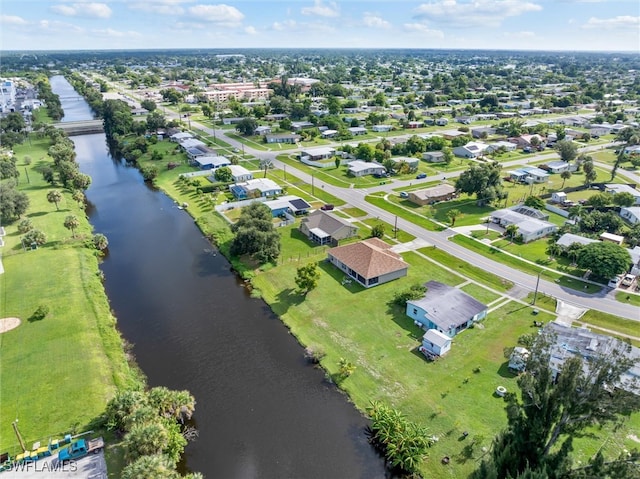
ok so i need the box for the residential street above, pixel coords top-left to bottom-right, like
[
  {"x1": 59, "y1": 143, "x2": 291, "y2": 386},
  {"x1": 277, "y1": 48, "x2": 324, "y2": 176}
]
[{"x1": 188, "y1": 119, "x2": 639, "y2": 321}]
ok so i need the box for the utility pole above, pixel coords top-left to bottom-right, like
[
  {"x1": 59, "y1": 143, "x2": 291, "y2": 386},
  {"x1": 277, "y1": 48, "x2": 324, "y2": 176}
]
[
  {"x1": 532, "y1": 270, "x2": 542, "y2": 305},
  {"x1": 394, "y1": 215, "x2": 398, "y2": 239},
  {"x1": 13, "y1": 420, "x2": 26, "y2": 452},
  {"x1": 311, "y1": 173, "x2": 315, "y2": 195}
]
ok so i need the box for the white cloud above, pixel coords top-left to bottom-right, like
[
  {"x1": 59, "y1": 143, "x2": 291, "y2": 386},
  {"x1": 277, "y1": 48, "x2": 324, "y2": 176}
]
[
  {"x1": 244, "y1": 25, "x2": 257, "y2": 35},
  {"x1": 403, "y1": 23, "x2": 445, "y2": 38},
  {"x1": 272, "y1": 20, "x2": 297, "y2": 31},
  {"x1": 414, "y1": 0, "x2": 542, "y2": 28},
  {"x1": 363, "y1": 13, "x2": 391, "y2": 29},
  {"x1": 37, "y1": 19, "x2": 85, "y2": 34},
  {"x1": 187, "y1": 4, "x2": 244, "y2": 24},
  {"x1": 92, "y1": 28, "x2": 142, "y2": 38},
  {"x1": 582, "y1": 16, "x2": 640, "y2": 29},
  {"x1": 504, "y1": 31, "x2": 535, "y2": 38},
  {"x1": 129, "y1": 1, "x2": 188, "y2": 16},
  {"x1": 301, "y1": 0, "x2": 339, "y2": 18},
  {"x1": 50, "y1": 2, "x2": 112, "y2": 19},
  {"x1": 0, "y1": 14, "x2": 29, "y2": 25}
]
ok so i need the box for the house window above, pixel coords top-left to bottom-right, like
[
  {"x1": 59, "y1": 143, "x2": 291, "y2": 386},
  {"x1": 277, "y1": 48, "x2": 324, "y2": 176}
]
[{"x1": 412, "y1": 308, "x2": 417, "y2": 315}]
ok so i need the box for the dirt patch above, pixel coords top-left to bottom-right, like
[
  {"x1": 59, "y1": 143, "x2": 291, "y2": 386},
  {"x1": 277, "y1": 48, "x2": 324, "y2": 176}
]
[
  {"x1": 628, "y1": 434, "x2": 640, "y2": 444},
  {"x1": 0, "y1": 317, "x2": 21, "y2": 333}
]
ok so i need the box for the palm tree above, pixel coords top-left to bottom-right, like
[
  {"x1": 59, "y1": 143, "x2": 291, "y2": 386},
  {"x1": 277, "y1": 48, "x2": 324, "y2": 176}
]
[
  {"x1": 46, "y1": 189, "x2": 62, "y2": 210},
  {"x1": 259, "y1": 158, "x2": 273, "y2": 178},
  {"x1": 560, "y1": 170, "x2": 572, "y2": 188},
  {"x1": 446, "y1": 208, "x2": 462, "y2": 226},
  {"x1": 546, "y1": 241, "x2": 562, "y2": 261},
  {"x1": 93, "y1": 233, "x2": 109, "y2": 251},
  {"x1": 505, "y1": 224, "x2": 519, "y2": 244},
  {"x1": 338, "y1": 357, "x2": 356, "y2": 378},
  {"x1": 63, "y1": 215, "x2": 79, "y2": 237},
  {"x1": 568, "y1": 205, "x2": 583, "y2": 221}
]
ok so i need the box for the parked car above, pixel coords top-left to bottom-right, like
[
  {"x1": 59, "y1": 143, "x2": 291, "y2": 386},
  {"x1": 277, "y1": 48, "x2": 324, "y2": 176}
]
[
  {"x1": 416, "y1": 173, "x2": 427, "y2": 179},
  {"x1": 608, "y1": 275, "x2": 622, "y2": 288},
  {"x1": 399, "y1": 192, "x2": 409, "y2": 198},
  {"x1": 621, "y1": 274, "x2": 635, "y2": 287},
  {"x1": 320, "y1": 204, "x2": 334, "y2": 211}
]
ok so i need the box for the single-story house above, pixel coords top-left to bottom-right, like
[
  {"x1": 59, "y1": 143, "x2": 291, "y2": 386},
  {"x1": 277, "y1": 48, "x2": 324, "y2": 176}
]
[
  {"x1": 228, "y1": 164, "x2": 253, "y2": 182},
  {"x1": 222, "y1": 117, "x2": 247, "y2": 125},
  {"x1": 600, "y1": 232, "x2": 624, "y2": 245},
  {"x1": 490, "y1": 206, "x2": 557, "y2": 243},
  {"x1": 299, "y1": 209, "x2": 358, "y2": 245},
  {"x1": 422, "y1": 151, "x2": 445, "y2": 163},
  {"x1": 565, "y1": 128, "x2": 584, "y2": 140},
  {"x1": 265, "y1": 113, "x2": 289, "y2": 121},
  {"x1": 620, "y1": 206, "x2": 640, "y2": 225},
  {"x1": 551, "y1": 192, "x2": 568, "y2": 204},
  {"x1": 406, "y1": 281, "x2": 488, "y2": 337},
  {"x1": 485, "y1": 141, "x2": 517, "y2": 154},
  {"x1": 544, "y1": 321, "x2": 640, "y2": 395},
  {"x1": 408, "y1": 184, "x2": 457, "y2": 206},
  {"x1": 606, "y1": 184, "x2": 640, "y2": 205},
  {"x1": 471, "y1": 126, "x2": 496, "y2": 139},
  {"x1": 186, "y1": 145, "x2": 216, "y2": 161},
  {"x1": 589, "y1": 126, "x2": 610, "y2": 137},
  {"x1": 327, "y1": 237, "x2": 409, "y2": 288},
  {"x1": 407, "y1": 121, "x2": 424, "y2": 129},
  {"x1": 435, "y1": 118, "x2": 449, "y2": 126},
  {"x1": 179, "y1": 138, "x2": 206, "y2": 150},
  {"x1": 265, "y1": 195, "x2": 311, "y2": 217},
  {"x1": 508, "y1": 166, "x2": 549, "y2": 184},
  {"x1": 254, "y1": 125, "x2": 272, "y2": 136},
  {"x1": 544, "y1": 161, "x2": 570, "y2": 174},
  {"x1": 265, "y1": 133, "x2": 301, "y2": 144},
  {"x1": 348, "y1": 126, "x2": 367, "y2": 136},
  {"x1": 371, "y1": 124, "x2": 392, "y2": 132},
  {"x1": 170, "y1": 132, "x2": 193, "y2": 142},
  {"x1": 391, "y1": 156, "x2": 420, "y2": 170},
  {"x1": 455, "y1": 116, "x2": 474, "y2": 125},
  {"x1": 419, "y1": 329, "x2": 452, "y2": 359},
  {"x1": 347, "y1": 160, "x2": 386, "y2": 177},
  {"x1": 291, "y1": 121, "x2": 315, "y2": 131},
  {"x1": 230, "y1": 178, "x2": 282, "y2": 200},
  {"x1": 440, "y1": 129, "x2": 468, "y2": 140},
  {"x1": 623, "y1": 145, "x2": 640, "y2": 156},
  {"x1": 194, "y1": 155, "x2": 230, "y2": 170},
  {"x1": 556, "y1": 233, "x2": 598, "y2": 249},
  {"x1": 300, "y1": 147, "x2": 336, "y2": 161},
  {"x1": 510, "y1": 134, "x2": 545, "y2": 149},
  {"x1": 453, "y1": 141, "x2": 489, "y2": 159},
  {"x1": 321, "y1": 129, "x2": 338, "y2": 139}
]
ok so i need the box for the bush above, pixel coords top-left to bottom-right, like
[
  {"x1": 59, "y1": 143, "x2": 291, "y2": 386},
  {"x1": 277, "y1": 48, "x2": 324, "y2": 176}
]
[{"x1": 30, "y1": 304, "x2": 50, "y2": 321}]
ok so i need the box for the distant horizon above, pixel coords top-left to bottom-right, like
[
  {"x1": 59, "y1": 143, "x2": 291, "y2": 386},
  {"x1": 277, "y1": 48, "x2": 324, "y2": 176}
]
[{"x1": 2, "y1": 1, "x2": 638, "y2": 53}]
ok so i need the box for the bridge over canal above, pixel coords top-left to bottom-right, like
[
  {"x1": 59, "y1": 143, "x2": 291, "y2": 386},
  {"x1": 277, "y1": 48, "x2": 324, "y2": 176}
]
[{"x1": 53, "y1": 119, "x2": 104, "y2": 136}]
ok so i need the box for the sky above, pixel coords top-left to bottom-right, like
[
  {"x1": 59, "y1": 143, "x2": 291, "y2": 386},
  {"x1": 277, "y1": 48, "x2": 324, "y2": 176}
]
[{"x1": 1, "y1": 0, "x2": 639, "y2": 52}]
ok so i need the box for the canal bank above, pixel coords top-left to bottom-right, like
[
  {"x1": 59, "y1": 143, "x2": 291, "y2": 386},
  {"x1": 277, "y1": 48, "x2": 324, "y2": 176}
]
[{"x1": 53, "y1": 78, "x2": 387, "y2": 477}]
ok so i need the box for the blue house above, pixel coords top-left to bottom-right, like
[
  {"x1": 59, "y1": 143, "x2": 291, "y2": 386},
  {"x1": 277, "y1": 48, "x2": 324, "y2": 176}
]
[
  {"x1": 230, "y1": 178, "x2": 282, "y2": 200},
  {"x1": 406, "y1": 281, "x2": 487, "y2": 337}
]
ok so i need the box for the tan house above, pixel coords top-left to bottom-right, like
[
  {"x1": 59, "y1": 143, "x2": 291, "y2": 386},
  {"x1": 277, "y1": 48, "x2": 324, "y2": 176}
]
[
  {"x1": 408, "y1": 184, "x2": 457, "y2": 206},
  {"x1": 299, "y1": 210, "x2": 358, "y2": 245},
  {"x1": 327, "y1": 238, "x2": 409, "y2": 288}
]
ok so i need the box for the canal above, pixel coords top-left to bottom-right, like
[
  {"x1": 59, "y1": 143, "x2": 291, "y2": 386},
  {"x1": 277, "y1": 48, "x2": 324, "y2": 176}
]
[{"x1": 50, "y1": 76, "x2": 387, "y2": 478}]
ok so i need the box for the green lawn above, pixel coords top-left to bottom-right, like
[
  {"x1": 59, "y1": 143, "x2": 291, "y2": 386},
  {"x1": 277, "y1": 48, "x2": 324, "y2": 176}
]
[
  {"x1": 0, "y1": 137, "x2": 137, "y2": 453},
  {"x1": 362, "y1": 217, "x2": 416, "y2": 243},
  {"x1": 365, "y1": 192, "x2": 443, "y2": 232},
  {"x1": 579, "y1": 309, "x2": 640, "y2": 339},
  {"x1": 451, "y1": 235, "x2": 602, "y2": 294},
  {"x1": 470, "y1": 230, "x2": 502, "y2": 241},
  {"x1": 250, "y1": 250, "x2": 637, "y2": 477},
  {"x1": 460, "y1": 283, "x2": 503, "y2": 304},
  {"x1": 615, "y1": 291, "x2": 640, "y2": 307},
  {"x1": 417, "y1": 246, "x2": 513, "y2": 292}
]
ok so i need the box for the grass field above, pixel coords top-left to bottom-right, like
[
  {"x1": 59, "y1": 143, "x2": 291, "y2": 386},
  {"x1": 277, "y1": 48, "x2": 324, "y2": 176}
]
[
  {"x1": 250, "y1": 248, "x2": 638, "y2": 477},
  {"x1": 0, "y1": 137, "x2": 137, "y2": 453},
  {"x1": 615, "y1": 291, "x2": 640, "y2": 307},
  {"x1": 451, "y1": 235, "x2": 602, "y2": 294}
]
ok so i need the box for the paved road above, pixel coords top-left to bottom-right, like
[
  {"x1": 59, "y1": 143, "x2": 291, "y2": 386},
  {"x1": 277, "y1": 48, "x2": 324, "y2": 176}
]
[{"x1": 185, "y1": 119, "x2": 639, "y2": 321}]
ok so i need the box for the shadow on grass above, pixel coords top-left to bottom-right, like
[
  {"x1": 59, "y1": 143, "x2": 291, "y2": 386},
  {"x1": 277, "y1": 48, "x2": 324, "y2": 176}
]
[
  {"x1": 497, "y1": 361, "x2": 517, "y2": 379},
  {"x1": 270, "y1": 288, "x2": 305, "y2": 315},
  {"x1": 28, "y1": 211, "x2": 49, "y2": 217},
  {"x1": 317, "y1": 261, "x2": 365, "y2": 295},
  {"x1": 387, "y1": 303, "x2": 425, "y2": 340}
]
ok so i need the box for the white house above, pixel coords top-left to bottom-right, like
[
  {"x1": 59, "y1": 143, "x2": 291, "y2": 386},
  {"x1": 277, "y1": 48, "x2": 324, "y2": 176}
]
[
  {"x1": 620, "y1": 206, "x2": 640, "y2": 225},
  {"x1": 452, "y1": 141, "x2": 488, "y2": 159},
  {"x1": 299, "y1": 147, "x2": 336, "y2": 161},
  {"x1": 371, "y1": 124, "x2": 392, "y2": 132},
  {"x1": 490, "y1": 206, "x2": 558, "y2": 243},
  {"x1": 170, "y1": 131, "x2": 193, "y2": 142},
  {"x1": 545, "y1": 161, "x2": 570, "y2": 174},
  {"x1": 419, "y1": 329, "x2": 452, "y2": 359},
  {"x1": 348, "y1": 126, "x2": 367, "y2": 136},
  {"x1": 228, "y1": 164, "x2": 253, "y2": 182},
  {"x1": 347, "y1": 160, "x2": 386, "y2": 177},
  {"x1": 485, "y1": 141, "x2": 517, "y2": 154},
  {"x1": 551, "y1": 192, "x2": 568, "y2": 204},
  {"x1": 606, "y1": 184, "x2": 640, "y2": 205},
  {"x1": 435, "y1": 118, "x2": 449, "y2": 126}
]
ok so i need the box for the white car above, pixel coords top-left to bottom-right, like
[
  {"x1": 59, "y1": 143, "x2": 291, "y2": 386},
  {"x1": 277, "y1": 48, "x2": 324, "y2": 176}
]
[
  {"x1": 608, "y1": 275, "x2": 622, "y2": 288},
  {"x1": 621, "y1": 274, "x2": 635, "y2": 287}
]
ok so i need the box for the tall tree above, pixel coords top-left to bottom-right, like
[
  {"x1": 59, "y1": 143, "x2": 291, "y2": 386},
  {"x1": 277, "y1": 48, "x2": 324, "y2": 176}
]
[
  {"x1": 46, "y1": 190, "x2": 63, "y2": 211},
  {"x1": 560, "y1": 170, "x2": 572, "y2": 188},
  {"x1": 446, "y1": 208, "x2": 462, "y2": 226},
  {"x1": 556, "y1": 140, "x2": 578, "y2": 163},
  {"x1": 230, "y1": 202, "x2": 280, "y2": 264},
  {"x1": 471, "y1": 329, "x2": 640, "y2": 479},
  {"x1": 576, "y1": 241, "x2": 631, "y2": 279},
  {"x1": 63, "y1": 215, "x2": 79, "y2": 237},
  {"x1": 295, "y1": 262, "x2": 321, "y2": 295},
  {"x1": 455, "y1": 162, "x2": 506, "y2": 206}
]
